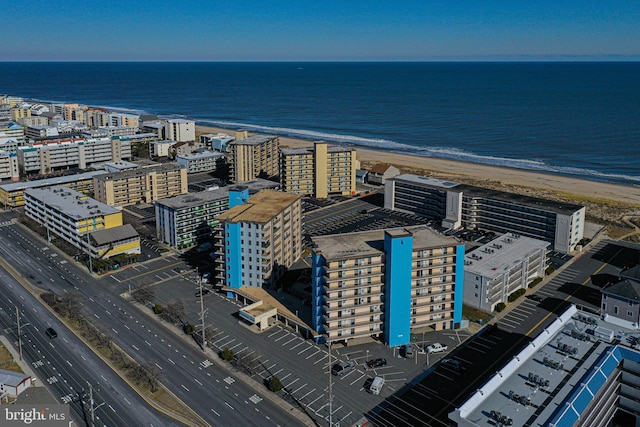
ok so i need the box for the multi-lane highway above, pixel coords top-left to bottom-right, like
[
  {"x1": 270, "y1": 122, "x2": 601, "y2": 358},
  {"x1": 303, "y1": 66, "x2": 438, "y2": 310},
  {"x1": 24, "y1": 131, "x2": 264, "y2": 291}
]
[
  {"x1": 0, "y1": 218, "x2": 305, "y2": 426},
  {"x1": 0, "y1": 265, "x2": 177, "y2": 427}
]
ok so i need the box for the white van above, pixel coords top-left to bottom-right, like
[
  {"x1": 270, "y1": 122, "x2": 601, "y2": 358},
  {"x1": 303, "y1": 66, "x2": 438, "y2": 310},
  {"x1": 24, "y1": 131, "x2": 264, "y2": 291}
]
[{"x1": 369, "y1": 376, "x2": 385, "y2": 395}]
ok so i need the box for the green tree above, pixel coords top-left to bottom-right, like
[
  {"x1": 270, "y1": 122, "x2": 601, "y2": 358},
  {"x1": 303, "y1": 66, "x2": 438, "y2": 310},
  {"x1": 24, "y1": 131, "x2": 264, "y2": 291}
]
[{"x1": 267, "y1": 376, "x2": 283, "y2": 393}]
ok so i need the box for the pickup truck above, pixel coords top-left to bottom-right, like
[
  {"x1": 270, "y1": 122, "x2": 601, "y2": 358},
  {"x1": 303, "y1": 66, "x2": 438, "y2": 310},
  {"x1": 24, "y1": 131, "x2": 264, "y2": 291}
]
[{"x1": 426, "y1": 343, "x2": 448, "y2": 354}]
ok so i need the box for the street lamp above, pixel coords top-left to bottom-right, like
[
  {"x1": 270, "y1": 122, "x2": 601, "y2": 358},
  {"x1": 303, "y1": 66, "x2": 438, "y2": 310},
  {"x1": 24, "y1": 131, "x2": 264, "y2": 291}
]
[{"x1": 366, "y1": 350, "x2": 369, "y2": 364}]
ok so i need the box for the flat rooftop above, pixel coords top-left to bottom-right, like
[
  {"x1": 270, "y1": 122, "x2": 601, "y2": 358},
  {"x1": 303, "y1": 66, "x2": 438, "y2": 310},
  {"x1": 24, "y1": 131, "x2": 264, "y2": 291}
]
[
  {"x1": 465, "y1": 233, "x2": 550, "y2": 279},
  {"x1": 229, "y1": 134, "x2": 278, "y2": 146},
  {"x1": 0, "y1": 171, "x2": 107, "y2": 192},
  {"x1": 176, "y1": 150, "x2": 225, "y2": 160},
  {"x1": 392, "y1": 173, "x2": 461, "y2": 189},
  {"x1": 25, "y1": 186, "x2": 119, "y2": 220},
  {"x1": 450, "y1": 305, "x2": 640, "y2": 427},
  {"x1": 280, "y1": 142, "x2": 355, "y2": 156},
  {"x1": 312, "y1": 225, "x2": 460, "y2": 261},
  {"x1": 460, "y1": 184, "x2": 585, "y2": 215},
  {"x1": 216, "y1": 189, "x2": 300, "y2": 224},
  {"x1": 156, "y1": 179, "x2": 279, "y2": 210},
  {"x1": 93, "y1": 163, "x2": 183, "y2": 181}
]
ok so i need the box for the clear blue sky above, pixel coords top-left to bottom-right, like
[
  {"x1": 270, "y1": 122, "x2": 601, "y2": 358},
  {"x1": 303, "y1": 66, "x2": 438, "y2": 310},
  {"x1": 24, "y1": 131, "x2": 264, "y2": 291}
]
[{"x1": 3, "y1": 1, "x2": 639, "y2": 61}]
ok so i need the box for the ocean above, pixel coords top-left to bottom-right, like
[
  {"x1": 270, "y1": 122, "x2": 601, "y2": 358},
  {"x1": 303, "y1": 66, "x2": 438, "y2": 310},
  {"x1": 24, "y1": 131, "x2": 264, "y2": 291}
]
[{"x1": 1, "y1": 62, "x2": 639, "y2": 186}]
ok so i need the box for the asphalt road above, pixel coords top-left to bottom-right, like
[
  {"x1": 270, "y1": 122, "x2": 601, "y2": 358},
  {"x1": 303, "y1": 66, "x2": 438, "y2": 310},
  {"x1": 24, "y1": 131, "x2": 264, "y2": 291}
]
[
  {"x1": 0, "y1": 264, "x2": 175, "y2": 427},
  {"x1": 0, "y1": 220, "x2": 303, "y2": 427}
]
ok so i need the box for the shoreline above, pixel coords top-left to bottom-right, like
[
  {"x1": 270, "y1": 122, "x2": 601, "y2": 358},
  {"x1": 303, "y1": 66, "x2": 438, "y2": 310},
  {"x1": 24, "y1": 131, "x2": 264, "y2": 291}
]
[{"x1": 196, "y1": 124, "x2": 640, "y2": 207}]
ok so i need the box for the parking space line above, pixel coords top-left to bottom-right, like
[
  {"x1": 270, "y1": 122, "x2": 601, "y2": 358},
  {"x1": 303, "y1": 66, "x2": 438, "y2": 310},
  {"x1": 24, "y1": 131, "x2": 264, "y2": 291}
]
[
  {"x1": 499, "y1": 321, "x2": 518, "y2": 329},
  {"x1": 300, "y1": 388, "x2": 316, "y2": 400},
  {"x1": 298, "y1": 345, "x2": 314, "y2": 355},
  {"x1": 268, "y1": 329, "x2": 284, "y2": 338},
  {"x1": 306, "y1": 349, "x2": 321, "y2": 360},
  {"x1": 272, "y1": 368, "x2": 283, "y2": 376},
  {"x1": 285, "y1": 378, "x2": 298, "y2": 388},
  {"x1": 307, "y1": 394, "x2": 324, "y2": 408},
  {"x1": 350, "y1": 373, "x2": 365, "y2": 386},
  {"x1": 274, "y1": 334, "x2": 290, "y2": 342},
  {"x1": 281, "y1": 337, "x2": 297, "y2": 346},
  {"x1": 218, "y1": 338, "x2": 236, "y2": 348},
  {"x1": 290, "y1": 341, "x2": 305, "y2": 350},
  {"x1": 229, "y1": 342, "x2": 243, "y2": 351},
  {"x1": 292, "y1": 383, "x2": 307, "y2": 394}
]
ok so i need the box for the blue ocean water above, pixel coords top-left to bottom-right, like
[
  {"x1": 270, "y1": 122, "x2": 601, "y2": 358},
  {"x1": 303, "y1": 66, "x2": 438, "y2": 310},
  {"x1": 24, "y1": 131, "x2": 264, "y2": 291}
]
[{"x1": 1, "y1": 62, "x2": 639, "y2": 186}]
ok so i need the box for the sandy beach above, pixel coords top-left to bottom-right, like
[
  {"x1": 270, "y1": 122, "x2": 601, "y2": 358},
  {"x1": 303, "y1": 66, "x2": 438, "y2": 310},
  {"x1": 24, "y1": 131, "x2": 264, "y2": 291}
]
[{"x1": 197, "y1": 125, "x2": 640, "y2": 213}]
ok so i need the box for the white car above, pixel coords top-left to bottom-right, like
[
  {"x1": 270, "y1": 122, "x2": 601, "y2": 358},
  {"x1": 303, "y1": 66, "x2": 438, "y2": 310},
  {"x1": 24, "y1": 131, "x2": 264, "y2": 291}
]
[{"x1": 426, "y1": 343, "x2": 448, "y2": 354}]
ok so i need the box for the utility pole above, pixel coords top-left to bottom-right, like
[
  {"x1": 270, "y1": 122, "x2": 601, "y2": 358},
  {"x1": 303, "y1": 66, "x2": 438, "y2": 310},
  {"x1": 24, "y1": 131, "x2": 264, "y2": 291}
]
[
  {"x1": 328, "y1": 342, "x2": 333, "y2": 427},
  {"x1": 86, "y1": 381, "x2": 105, "y2": 427},
  {"x1": 16, "y1": 307, "x2": 26, "y2": 361},
  {"x1": 86, "y1": 230, "x2": 93, "y2": 273},
  {"x1": 198, "y1": 270, "x2": 207, "y2": 350}
]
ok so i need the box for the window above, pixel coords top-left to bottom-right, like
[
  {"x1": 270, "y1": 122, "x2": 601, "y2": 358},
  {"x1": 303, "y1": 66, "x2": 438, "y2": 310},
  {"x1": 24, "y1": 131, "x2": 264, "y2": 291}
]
[
  {"x1": 628, "y1": 311, "x2": 633, "y2": 317},
  {"x1": 602, "y1": 303, "x2": 606, "y2": 311},
  {"x1": 614, "y1": 306, "x2": 619, "y2": 315}
]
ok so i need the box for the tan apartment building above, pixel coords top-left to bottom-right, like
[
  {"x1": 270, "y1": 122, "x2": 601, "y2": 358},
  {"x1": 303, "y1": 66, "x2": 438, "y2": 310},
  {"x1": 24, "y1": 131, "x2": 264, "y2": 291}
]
[
  {"x1": 227, "y1": 135, "x2": 280, "y2": 182},
  {"x1": 311, "y1": 226, "x2": 465, "y2": 346},
  {"x1": 10, "y1": 107, "x2": 31, "y2": 121},
  {"x1": 280, "y1": 142, "x2": 357, "y2": 198},
  {"x1": 217, "y1": 188, "x2": 302, "y2": 291},
  {"x1": 93, "y1": 163, "x2": 187, "y2": 207}
]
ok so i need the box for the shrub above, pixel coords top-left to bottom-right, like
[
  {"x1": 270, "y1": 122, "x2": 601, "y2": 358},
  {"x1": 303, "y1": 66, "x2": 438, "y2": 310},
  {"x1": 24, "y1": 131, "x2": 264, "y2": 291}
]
[
  {"x1": 220, "y1": 347, "x2": 235, "y2": 362},
  {"x1": 508, "y1": 288, "x2": 527, "y2": 302},
  {"x1": 528, "y1": 277, "x2": 543, "y2": 289},
  {"x1": 545, "y1": 266, "x2": 555, "y2": 275},
  {"x1": 495, "y1": 303, "x2": 506, "y2": 313},
  {"x1": 183, "y1": 324, "x2": 195, "y2": 335},
  {"x1": 153, "y1": 304, "x2": 164, "y2": 314},
  {"x1": 267, "y1": 376, "x2": 283, "y2": 393}
]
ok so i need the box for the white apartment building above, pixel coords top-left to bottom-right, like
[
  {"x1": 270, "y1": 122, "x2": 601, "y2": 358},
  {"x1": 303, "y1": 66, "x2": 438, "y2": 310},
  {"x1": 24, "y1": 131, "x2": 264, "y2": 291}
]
[
  {"x1": 17, "y1": 137, "x2": 131, "y2": 175},
  {"x1": 167, "y1": 119, "x2": 195, "y2": 142},
  {"x1": 150, "y1": 140, "x2": 174, "y2": 158},
  {"x1": 463, "y1": 233, "x2": 549, "y2": 312},
  {"x1": 0, "y1": 152, "x2": 19, "y2": 182},
  {"x1": 176, "y1": 150, "x2": 225, "y2": 174}
]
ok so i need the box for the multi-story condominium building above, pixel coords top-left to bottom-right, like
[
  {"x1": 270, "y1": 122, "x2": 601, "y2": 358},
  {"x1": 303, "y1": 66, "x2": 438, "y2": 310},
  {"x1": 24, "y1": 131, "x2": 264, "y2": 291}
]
[
  {"x1": 85, "y1": 108, "x2": 110, "y2": 128},
  {"x1": 200, "y1": 133, "x2": 234, "y2": 151},
  {"x1": 0, "y1": 95, "x2": 24, "y2": 107},
  {"x1": 17, "y1": 116, "x2": 49, "y2": 127},
  {"x1": 463, "y1": 233, "x2": 549, "y2": 312},
  {"x1": 167, "y1": 119, "x2": 195, "y2": 142},
  {"x1": 25, "y1": 125, "x2": 59, "y2": 139},
  {"x1": 0, "y1": 152, "x2": 19, "y2": 182},
  {"x1": 385, "y1": 174, "x2": 585, "y2": 253},
  {"x1": 93, "y1": 163, "x2": 187, "y2": 207},
  {"x1": 63, "y1": 104, "x2": 88, "y2": 123},
  {"x1": 176, "y1": 150, "x2": 225, "y2": 174},
  {"x1": 311, "y1": 225, "x2": 464, "y2": 346},
  {"x1": 280, "y1": 142, "x2": 358, "y2": 198},
  {"x1": 150, "y1": 140, "x2": 174, "y2": 158},
  {"x1": 0, "y1": 135, "x2": 21, "y2": 153},
  {"x1": 142, "y1": 123, "x2": 167, "y2": 140},
  {"x1": 96, "y1": 126, "x2": 138, "y2": 137},
  {"x1": 155, "y1": 178, "x2": 279, "y2": 250},
  {"x1": 216, "y1": 189, "x2": 302, "y2": 291},
  {"x1": 227, "y1": 135, "x2": 280, "y2": 182},
  {"x1": 0, "y1": 122, "x2": 24, "y2": 141},
  {"x1": 10, "y1": 107, "x2": 31, "y2": 121},
  {"x1": 0, "y1": 170, "x2": 106, "y2": 208},
  {"x1": 16, "y1": 137, "x2": 132, "y2": 175},
  {"x1": 24, "y1": 186, "x2": 140, "y2": 259},
  {"x1": 109, "y1": 113, "x2": 139, "y2": 129}
]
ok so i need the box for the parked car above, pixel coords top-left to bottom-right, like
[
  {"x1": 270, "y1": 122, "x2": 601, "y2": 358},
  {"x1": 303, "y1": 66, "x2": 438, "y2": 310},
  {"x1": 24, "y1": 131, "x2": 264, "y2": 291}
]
[
  {"x1": 426, "y1": 343, "x2": 448, "y2": 354},
  {"x1": 331, "y1": 361, "x2": 355, "y2": 376},
  {"x1": 528, "y1": 294, "x2": 544, "y2": 302},
  {"x1": 366, "y1": 358, "x2": 387, "y2": 368},
  {"x1": 441, "y1": 358, "x2": 462, "y2": 371},
  {"x1": 402, "y1": 344, "x2": 415, "y2": 359},
  {"x1": 46, "y1": 328, "x2": 58, "y2": 339},
  {"x1": 369, "y1": 376, "x2": 385, "y2": 395}
]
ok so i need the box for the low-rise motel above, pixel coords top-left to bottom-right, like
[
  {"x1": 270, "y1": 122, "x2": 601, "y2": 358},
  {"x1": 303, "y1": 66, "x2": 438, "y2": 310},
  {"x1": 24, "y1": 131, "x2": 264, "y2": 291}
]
[
  {"x1": 24, "y1": 186, "x2": 140, "y2": 259},
  {"x1": 311, "y1": 225, "x2": 464, "y2": 346}
]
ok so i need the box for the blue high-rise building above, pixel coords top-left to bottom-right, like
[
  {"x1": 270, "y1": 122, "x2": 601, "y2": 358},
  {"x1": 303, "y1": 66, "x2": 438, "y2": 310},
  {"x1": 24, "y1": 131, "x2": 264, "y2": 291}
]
[{"x1": 311, "y1": 225, "x2": 464, "y2": 346}]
